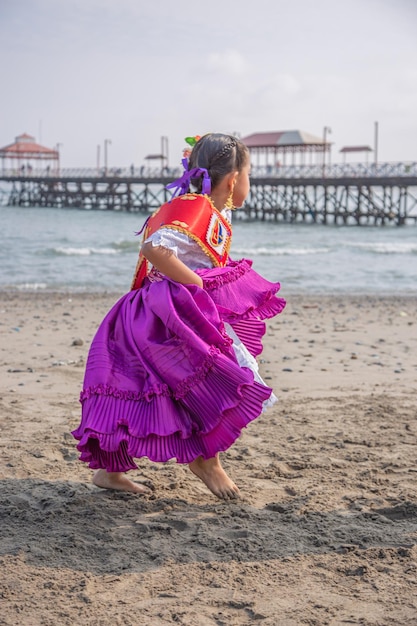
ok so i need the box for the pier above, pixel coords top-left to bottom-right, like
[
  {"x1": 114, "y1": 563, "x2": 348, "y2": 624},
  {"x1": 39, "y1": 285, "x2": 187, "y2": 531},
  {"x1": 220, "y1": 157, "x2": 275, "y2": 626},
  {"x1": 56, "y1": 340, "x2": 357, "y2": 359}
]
[
  {"x1": 1, "y1": 162, "x2": 416, "y2": 225},
  {"x1": 1, "y1": 130, "x2": 416, "y2": 225}
]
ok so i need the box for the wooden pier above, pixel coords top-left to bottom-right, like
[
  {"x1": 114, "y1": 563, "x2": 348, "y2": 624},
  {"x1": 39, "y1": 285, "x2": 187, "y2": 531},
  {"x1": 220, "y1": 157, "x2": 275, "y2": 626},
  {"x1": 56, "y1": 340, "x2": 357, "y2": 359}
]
[
  {"x1": 245, "y1": 174, "x2": 417, "y2": 225},
  {"x1": 1, "y1": 162, "x2": 416, "y2": 225}
]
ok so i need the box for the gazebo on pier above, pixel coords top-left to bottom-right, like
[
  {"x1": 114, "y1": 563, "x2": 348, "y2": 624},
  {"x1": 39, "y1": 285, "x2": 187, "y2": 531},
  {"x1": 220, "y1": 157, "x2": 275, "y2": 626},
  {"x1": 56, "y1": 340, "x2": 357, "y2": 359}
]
[
  {"x1": 0, "y1": 133, "x2": 59, "y2": 174},
  {"x1": 339, "y1": 145, "x2": 373, "y2": 163},
  {"x1": 241, "y1": 130, "x2": 329, "y2": 167}
]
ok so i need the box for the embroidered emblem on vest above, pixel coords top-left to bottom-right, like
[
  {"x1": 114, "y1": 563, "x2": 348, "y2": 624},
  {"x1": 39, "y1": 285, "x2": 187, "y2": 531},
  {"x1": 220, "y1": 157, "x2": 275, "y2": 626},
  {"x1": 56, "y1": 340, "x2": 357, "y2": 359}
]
[{"x1": 207, "y1": 214, "x2": 227, "y2": 255}]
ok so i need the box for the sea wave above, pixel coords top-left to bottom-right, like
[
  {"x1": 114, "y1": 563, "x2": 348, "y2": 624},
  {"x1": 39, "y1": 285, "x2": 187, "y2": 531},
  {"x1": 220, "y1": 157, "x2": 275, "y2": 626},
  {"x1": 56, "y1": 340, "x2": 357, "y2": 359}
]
[
  {"x1": 15, "y1": 282, "x2": 48, "y2": 290},
  {"x1": 345, "y1": 242, "x2": 417, "y2": 254},
  {"x1": 112, "y1": 240, "x2": 139, "y2": 251},
  {"x1": 48, "y1": 246, "x2": 119, "y2": 256},
  {"x1": 232, "y1": 246, "x2": 330, "y2": 256}
]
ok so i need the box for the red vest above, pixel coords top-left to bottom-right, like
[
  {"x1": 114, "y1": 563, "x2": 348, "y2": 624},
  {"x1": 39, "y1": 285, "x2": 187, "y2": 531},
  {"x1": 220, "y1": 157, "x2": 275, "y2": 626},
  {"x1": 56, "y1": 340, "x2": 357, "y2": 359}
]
[{"x1": 131, "y1": 194, "x2": 232, "y2": 290}]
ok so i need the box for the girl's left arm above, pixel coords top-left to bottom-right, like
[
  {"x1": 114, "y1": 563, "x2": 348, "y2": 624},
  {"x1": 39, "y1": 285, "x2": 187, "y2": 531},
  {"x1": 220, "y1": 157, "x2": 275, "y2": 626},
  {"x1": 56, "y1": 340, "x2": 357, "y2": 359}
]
[{"x1": 141, "y1": 242, "x2": 203, "y2": 288}]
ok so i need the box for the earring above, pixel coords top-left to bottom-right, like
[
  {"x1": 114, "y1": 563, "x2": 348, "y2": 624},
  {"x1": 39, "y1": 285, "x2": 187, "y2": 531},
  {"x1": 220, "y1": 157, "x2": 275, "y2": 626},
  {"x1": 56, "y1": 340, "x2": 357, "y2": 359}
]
[{"x1": 225, "y1": 190, "x2": 235, "y2": 210}]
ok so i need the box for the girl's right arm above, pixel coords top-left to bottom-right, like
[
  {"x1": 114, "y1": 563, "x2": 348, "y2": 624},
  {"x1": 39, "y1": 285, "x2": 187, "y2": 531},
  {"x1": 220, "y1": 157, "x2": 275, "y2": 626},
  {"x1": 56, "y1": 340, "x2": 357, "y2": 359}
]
[{"x1": 141, "y1": 242, "x2": 203, "y2": 288}]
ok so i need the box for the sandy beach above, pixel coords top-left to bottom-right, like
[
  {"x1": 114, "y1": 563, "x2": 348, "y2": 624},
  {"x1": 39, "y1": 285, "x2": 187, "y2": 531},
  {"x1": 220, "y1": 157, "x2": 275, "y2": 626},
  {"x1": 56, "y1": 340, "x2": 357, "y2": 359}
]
[{"x1": 1, "y1": 290, "x2": 416, "y2": 626}]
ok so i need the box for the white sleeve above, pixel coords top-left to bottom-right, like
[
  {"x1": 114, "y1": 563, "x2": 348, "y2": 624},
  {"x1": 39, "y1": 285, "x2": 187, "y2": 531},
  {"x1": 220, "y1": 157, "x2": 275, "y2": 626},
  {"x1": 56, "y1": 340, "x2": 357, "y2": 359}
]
[
  {"x1": 143, "y1": 227, "x2": 213, "y2": 270},
  {"x1": 144, "y1": 228, "x2": 189, "y2": 257}
]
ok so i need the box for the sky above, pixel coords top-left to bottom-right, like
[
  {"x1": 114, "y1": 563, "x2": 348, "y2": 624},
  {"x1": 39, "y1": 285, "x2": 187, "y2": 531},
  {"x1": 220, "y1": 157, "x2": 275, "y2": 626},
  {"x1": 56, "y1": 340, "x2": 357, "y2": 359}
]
[{"x1": 1, "y1": 0, "x2": 416, "y2": 168}]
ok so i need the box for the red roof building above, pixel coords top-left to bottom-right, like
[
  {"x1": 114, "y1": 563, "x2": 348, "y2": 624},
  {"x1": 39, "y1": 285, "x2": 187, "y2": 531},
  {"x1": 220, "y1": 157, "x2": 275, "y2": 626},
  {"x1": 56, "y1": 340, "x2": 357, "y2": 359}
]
[
  {"x1": 0, "y1": 133, "x2": 59, "y2": 170},
  {"x1": 241, "y1": 130, "x2": 329, "y2": 166}
]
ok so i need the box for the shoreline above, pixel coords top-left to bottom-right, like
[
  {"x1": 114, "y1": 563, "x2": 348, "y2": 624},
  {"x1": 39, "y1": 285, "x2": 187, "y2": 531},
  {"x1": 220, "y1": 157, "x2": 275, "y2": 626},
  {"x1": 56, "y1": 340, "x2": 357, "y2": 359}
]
[
  {"x1": 1, "y1": 285, "x2": 417, "y2": 297},
  {"x1": 1, "y1": 290, "x2": 416, "y2": 624}
]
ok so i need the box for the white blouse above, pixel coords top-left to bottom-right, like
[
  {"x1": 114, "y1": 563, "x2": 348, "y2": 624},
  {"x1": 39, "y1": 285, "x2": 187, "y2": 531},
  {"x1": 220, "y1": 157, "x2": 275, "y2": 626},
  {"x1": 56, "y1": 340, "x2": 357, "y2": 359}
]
[{"x1": 144, "y1": 208, "x2": 232, "y2": 270}]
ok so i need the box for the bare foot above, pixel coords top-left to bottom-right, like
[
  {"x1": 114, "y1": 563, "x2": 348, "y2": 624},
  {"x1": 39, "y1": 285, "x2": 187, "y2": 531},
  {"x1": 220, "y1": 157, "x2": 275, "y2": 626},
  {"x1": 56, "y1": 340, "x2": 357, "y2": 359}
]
[
  {"x1": 189, "y1": 454, "x2": 240, "y2": 500},
  {"x1": 92, "y1": 469, "x2": 150, "y2": 494}
]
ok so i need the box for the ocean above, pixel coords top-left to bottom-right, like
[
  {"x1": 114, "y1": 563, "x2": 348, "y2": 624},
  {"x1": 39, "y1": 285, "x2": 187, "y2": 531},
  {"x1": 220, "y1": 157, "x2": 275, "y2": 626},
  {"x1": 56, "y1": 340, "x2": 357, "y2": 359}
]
[{"x1": 1, "y1": 204, "x2": 416, "y2": 296}]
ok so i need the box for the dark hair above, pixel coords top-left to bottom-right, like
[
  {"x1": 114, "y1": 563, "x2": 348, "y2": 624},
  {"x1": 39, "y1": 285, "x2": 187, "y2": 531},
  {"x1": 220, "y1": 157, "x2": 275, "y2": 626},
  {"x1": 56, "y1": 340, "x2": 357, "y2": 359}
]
[{"x1": 188, "y1": 133, "x2": 249, "y2": 193}]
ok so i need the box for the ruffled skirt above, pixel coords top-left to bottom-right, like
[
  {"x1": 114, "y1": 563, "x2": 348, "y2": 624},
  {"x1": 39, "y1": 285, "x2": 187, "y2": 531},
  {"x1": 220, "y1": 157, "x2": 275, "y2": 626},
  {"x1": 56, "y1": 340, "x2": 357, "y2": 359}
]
[{"x1": 72, "y1": 259, "x2": 286, "y2": 471}]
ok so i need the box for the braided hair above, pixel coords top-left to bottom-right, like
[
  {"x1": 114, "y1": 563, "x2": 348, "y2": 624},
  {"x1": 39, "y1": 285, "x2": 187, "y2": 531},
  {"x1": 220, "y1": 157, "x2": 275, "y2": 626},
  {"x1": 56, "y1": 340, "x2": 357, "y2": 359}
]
[{"x1": 188, "y1": 133, "x2": 249, "y2": 193}]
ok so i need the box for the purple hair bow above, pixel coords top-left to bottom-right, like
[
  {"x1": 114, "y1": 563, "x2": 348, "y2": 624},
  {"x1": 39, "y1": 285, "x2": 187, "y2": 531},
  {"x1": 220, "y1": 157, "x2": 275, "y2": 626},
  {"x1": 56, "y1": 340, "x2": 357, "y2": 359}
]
[{"x1": 165, "y1": 158, "x2": 211, "y2": 199}]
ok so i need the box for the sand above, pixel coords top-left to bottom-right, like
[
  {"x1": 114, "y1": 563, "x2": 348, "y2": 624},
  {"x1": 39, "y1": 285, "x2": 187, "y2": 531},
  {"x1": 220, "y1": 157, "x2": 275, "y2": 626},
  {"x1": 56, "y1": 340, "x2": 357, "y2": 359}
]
[{"x1": 0, "y1": 290, "x2": 416, "y2": 626}]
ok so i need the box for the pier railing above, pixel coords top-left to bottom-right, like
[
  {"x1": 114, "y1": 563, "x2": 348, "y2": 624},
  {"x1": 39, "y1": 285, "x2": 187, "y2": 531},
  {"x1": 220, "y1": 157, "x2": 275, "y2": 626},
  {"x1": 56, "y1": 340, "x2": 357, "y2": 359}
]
[
  {"x1": 251, "y1": 161, "x2": 417, "y2": 179},
  {"x1": 1, "y1": 161, "x2": 416, "y2": 225},
  {"x1": 1, "y1": 161, "x2": 417, "y2": 180}
]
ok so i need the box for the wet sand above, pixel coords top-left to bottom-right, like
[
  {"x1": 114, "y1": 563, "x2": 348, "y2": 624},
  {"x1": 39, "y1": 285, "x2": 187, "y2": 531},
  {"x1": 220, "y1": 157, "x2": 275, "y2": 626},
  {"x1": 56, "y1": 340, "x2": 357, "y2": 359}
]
[{"x1": 1, "y1": 291, "x2": 416, "y2": 625}]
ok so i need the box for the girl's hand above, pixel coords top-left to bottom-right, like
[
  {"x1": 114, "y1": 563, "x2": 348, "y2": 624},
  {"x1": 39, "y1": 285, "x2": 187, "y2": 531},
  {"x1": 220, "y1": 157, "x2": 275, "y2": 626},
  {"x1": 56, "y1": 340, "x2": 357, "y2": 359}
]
[{"x1": 141, "y1": 242, "x2": 203, "y2": 287}]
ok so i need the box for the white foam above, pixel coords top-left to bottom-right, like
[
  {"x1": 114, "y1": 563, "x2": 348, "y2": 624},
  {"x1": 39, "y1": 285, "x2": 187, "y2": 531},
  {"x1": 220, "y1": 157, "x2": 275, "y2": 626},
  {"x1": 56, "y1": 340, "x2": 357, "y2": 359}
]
[
  {"x1": 233, "y1": 246, "x2": 330, "y2": 256},
  {"x1": 53, "y1": 247, "x2": 118, "y2": 256},
  {"x1": 347, "y1": 242, "x2": 417, "y2": 254},
  {"x1": 16, "y1": 283, "x2": 48, "y2": 290}
]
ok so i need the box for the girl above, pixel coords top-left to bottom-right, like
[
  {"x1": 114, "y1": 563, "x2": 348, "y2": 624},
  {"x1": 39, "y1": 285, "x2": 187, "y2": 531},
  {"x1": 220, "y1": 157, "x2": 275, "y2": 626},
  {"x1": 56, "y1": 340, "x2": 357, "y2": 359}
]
[{"x1": 72, "y1": 133, "x2": 286, "y2": 500}]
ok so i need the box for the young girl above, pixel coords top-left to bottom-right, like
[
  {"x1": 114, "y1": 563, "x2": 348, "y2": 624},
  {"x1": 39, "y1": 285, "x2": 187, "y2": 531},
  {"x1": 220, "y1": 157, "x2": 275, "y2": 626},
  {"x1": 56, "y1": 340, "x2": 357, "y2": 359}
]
[{"x1": 72, "y1": 133, "x2": 286, "y2": 500}]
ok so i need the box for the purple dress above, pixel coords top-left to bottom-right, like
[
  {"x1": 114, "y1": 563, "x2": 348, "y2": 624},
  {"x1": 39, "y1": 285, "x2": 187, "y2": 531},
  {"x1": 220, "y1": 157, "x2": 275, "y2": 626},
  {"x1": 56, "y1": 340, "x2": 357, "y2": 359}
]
[{"x1": 72, "y1": 224, "x2": 286, "y2": 472}]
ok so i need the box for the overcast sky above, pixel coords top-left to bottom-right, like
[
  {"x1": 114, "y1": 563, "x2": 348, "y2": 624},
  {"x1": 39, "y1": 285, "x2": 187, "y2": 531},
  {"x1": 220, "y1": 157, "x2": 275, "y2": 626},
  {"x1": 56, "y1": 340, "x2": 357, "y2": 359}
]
[{"x1": 1, "y1": 0, "x2": 416, "y2": 168}]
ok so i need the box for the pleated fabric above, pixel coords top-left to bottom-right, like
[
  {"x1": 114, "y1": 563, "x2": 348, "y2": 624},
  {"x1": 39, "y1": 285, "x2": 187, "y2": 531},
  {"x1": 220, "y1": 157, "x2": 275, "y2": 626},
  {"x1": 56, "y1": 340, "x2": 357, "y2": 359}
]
[
  {"x1": 72, "y1": 258, "x2": 286, "y2": 471},
  {"x1": 198, "y1": 258, "x2": 286, "y2": 356}
]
